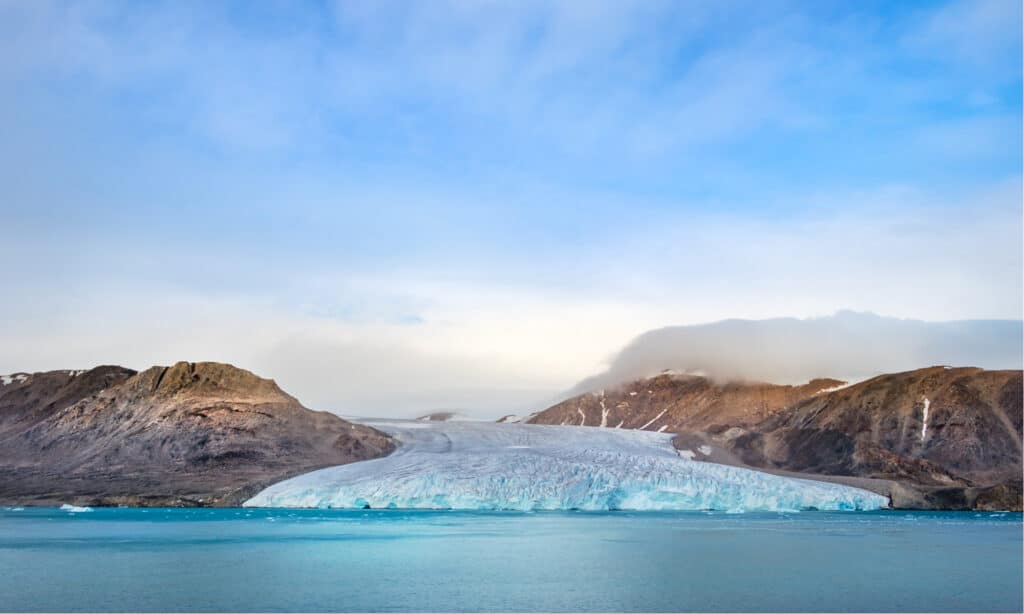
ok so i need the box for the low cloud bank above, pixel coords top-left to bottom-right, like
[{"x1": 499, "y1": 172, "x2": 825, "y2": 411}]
[{"x1": 570, "y1": 311, "x2": 1023, "y2": 394}]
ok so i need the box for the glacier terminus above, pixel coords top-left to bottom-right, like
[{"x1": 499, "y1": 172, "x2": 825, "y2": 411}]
[{"x1": 245, "y1": 420, "x2": 887, "y2": 512}]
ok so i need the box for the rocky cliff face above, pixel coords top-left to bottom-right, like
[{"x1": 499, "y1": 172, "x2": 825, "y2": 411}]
[
  {"x1": 528, "y1": 372, "x2": 844, "y2": 432},
  {"x1": 527, "y1": 367, "x2": 1023, "y2": 510},
  {"x1": 727, "y1": 367, "x2": 1021, "y2": 509},
  {"x1": 0, "y1": 362, "x2": 394, "y2": 506}
]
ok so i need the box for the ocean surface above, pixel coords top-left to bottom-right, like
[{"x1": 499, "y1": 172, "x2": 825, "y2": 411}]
[{"x1": 0, "y1": 507, "x2": 1020, "y2": 612}]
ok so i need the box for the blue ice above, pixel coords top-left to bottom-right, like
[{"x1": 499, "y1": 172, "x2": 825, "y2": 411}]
[{"x1": 245, "y1": 421, "x2": 887, "y2": 512}]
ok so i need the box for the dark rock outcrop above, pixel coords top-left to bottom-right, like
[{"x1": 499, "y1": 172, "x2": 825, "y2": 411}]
[{"x1": 0, "y1": 362, "x2": 394, "y2": 506}]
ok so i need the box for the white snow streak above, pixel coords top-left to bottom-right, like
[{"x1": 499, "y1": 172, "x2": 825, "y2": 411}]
[
  {"x1": 599, "y1": 395, "x2": 610, "y2": 428},
  {"x1": 577, "y1": 408, "x2": 586, "y2": 426},
  {"x1": 698, "y1": 445, "x2": 712, "y2": 455},
  {"x1": 921, "y1": 397, "x2": 930, "y2": 441},
  {"x1": 639, "y1": 408, "x2": 668, "y2": 430}
]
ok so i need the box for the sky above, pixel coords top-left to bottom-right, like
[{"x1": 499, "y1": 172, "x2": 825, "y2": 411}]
[{"x1": 1, "y1": 0, "x2": 1021, "y2": 417}]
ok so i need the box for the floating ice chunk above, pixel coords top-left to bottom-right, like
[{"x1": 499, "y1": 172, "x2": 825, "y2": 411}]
[
  {"x1": 677, "y1": 449, "x2": 697, "y2": 460},
  {"x1": 59, "y1": 504, "x2": 93, "y2": 512},
  {"x1": 246, "y1": 421, "x2": 887, "y2": 512}
]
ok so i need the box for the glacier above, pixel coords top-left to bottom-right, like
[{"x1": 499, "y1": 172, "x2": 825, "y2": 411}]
[{"x1": 245, "y1": 420, "x2": 888, "y2": 512}]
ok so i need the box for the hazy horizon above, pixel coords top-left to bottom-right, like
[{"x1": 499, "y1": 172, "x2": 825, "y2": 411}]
[
  {"x1": 2, "y1": 1, "x2": 1021, "y2": 418},
  {"x1": 3, "y1": 310, "x2": 1021, "y2": 420}
]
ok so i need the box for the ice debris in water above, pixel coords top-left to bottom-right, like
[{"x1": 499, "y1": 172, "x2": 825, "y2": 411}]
[
  {"x1": 59, "y1": 504, "x2": 93, "y2": 512},
  {"x1": 245, "y1": 421, "x2": 888, "y2": 512}
]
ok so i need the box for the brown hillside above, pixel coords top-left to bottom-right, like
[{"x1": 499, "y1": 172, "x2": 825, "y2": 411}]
[
  {"x1": 0, "y1": 361, "x2": 394, "y2": 506},
  {"x1": 528, "y1": 372, "x2": 844, "y2": 432}
]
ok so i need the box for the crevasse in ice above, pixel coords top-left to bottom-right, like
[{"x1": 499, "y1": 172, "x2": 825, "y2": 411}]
[{"x1": 244, "y1": 420, "x2": 888, "y2": 511}]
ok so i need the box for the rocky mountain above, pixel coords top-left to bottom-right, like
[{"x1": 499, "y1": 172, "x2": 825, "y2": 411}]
[
  {"x1": 528, "y1": 367, "x2": 1023, "y2": 510},
  {"x1": 0, "y1": 362, "x2": 393, "y2": 506},
  {"x1": 727, "y1": 367, "x2": 1021, "y2": 509},
  {"x1": 529, "y1": 372, "x2": 845, "y2": 432}
]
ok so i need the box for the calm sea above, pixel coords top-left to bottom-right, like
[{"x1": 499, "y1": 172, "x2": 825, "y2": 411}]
[{"x1": 0, "y1": 507, "x2": 1020, "y2": 612}]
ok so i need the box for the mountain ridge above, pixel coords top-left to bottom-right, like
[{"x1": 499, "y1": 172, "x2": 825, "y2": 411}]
[{"x1": 0, "y1": 361, "x2": 394, "y2": 506}]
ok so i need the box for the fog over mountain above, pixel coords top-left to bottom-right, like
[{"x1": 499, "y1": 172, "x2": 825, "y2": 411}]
[{"x1": 571, "y1": 311, "x2": 1023, "y2": 395}]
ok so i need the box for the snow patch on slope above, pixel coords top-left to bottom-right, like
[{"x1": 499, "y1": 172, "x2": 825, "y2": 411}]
[
  {"x1": 816, "y1": 382, "x2": 850, "y2": 394},
  {"x1": 0, "y1": 373, "x2": 28, "y2": 386},
  {"x1": 245, "y1": 421, "x2": 887, "y2": 512},
  {"x1": 920, "y1": 397, "x2": 930, "y2": 441},
  {"x1": 639, "y1": 408, "x2": 668, "y2": 430}
]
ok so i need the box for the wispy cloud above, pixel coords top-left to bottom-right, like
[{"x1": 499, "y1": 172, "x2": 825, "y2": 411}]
[{"x1": 0, "y1": 0, "x2": 1019, "y2": 416}]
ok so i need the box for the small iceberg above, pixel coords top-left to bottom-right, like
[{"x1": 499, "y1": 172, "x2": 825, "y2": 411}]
[{"x1": 59, "y1": 504, "x2": 93, "y2": 512}]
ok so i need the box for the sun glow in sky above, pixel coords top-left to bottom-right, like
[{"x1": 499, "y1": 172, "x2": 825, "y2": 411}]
[{"x1": 1, "y1": 0, "x2": 1021, "y2": 416}]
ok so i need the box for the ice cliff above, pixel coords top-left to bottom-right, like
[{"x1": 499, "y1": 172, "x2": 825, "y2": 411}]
[{"x1": 245, "y1": 421, "x2": 887, "y2": 511}]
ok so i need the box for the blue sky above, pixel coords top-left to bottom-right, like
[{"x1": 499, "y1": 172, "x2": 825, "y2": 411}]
[{"x1": 1, "y1": 0, "x2": 1021, "y2": 416}]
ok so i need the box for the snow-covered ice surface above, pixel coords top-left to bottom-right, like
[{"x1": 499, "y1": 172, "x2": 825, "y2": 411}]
[{"x1": 246, "y1": 421, "x2": 887, "y2": 512}]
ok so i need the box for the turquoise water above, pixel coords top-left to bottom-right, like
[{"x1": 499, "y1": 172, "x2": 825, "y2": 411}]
[{"x1": 0, "y1": 508, "x2": 1020, "y2": 612}]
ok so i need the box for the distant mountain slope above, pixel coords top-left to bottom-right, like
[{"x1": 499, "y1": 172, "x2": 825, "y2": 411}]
[
  {"x1": 416, "y1": 411, "x2": 472, "y2": 422},
  {"x1": 0, "y1": 362, "x2": 394, "y2": 506},
  {"x1": 528, "y1": 366, "x2": 1022, "y2": 510},
  {"x1": 528, "y1": 373, "x2": 843, "y2": 432},
  {"x1": 0, "y1": 366, "x2": 136, "y2": 430}
]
